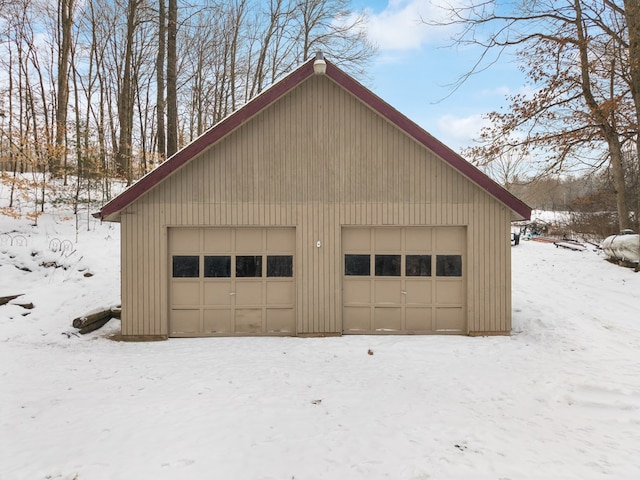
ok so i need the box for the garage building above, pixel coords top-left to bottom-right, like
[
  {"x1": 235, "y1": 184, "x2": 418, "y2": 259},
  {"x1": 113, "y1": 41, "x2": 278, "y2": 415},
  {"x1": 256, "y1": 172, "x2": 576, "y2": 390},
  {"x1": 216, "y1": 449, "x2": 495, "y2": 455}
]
[{"x1": 96, "y1": 54, "x2": 531, "y2": 340}]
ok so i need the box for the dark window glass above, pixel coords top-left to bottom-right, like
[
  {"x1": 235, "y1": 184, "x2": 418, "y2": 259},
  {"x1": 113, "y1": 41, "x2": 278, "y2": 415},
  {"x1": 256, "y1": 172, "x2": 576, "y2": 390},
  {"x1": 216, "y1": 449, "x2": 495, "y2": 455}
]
[
  {"x1": 375, "y1": 254, "x2": 401, "y2": 276},
  {"x1": 345, "y1": 254, "x2": 370, "y2": 276},
  {"x1": 406, "y1": 255, "x2": 431, "y2": 276},
  {"x1": 236, "y1": 255, "x2": 262, "y2": 277},
  {"x1": 267, "y1": 255, "x2": 293, "y2": 277},
  {"x1": 172, "y1": 255, "x2": 199, "y2": 278},
  {"x1": 436, "y1": 255, "x2": 462, "y2": 277},
  {"x1": 204, "y1": 256, "x2": 231, "y2": 278}
]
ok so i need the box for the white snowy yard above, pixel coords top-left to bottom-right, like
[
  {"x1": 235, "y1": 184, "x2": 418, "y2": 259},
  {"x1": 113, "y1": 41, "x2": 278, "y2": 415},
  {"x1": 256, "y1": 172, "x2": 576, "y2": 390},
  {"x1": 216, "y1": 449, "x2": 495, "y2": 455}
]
[{"x1": 1, "y1": 211, "x2": 639, "y2": 479}]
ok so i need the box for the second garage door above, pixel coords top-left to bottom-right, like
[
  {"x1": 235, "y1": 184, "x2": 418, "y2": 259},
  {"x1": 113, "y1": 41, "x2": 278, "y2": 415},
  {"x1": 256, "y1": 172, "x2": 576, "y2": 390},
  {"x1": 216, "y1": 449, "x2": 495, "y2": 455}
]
[
  {"x1": 342, "y1": 226, "x2": 466, "y2": 334},
  {"x1": 169, "y1": 227, "x2": 296, "y2": 336}
]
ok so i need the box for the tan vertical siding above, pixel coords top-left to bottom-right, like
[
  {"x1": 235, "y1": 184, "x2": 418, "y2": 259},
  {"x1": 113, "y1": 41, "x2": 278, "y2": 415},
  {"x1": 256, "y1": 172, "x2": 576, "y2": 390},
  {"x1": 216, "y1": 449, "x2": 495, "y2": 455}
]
[{"x1": 120, "y1": 74, "x2": 513, "y2": 337}]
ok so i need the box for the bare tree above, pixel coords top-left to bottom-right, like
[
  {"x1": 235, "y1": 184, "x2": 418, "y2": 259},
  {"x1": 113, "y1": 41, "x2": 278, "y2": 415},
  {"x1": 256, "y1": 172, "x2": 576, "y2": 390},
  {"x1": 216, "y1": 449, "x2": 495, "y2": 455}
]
[
  {"x1": 478, "y1": 150, "x2": 528, "y2": 191},
  {"x1": 156, "y1": 0, "x2": 166, "y2": 160},
  {"x1": 294, "y1": 0, "x2": 374, "y2": 76},
  {"x1": 433, "y1": 0, "x2": 636, "y2": 230},
  {"x1": 166, "y1": 0, "x2": 177, "y2": 157},
  {"x1": 1, "y1": 0, "x2": 377, "y2": 208},
  {"x1": 115, "y1": 0, "x2": 142, "y2": 183},
  {"x1": 53, "y1": 0, "x2": 74, "y2": 178}
]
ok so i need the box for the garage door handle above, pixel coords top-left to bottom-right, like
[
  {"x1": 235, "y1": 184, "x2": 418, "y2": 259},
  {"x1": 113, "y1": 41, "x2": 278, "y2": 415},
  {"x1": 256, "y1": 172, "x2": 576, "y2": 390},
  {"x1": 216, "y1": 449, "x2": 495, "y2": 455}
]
[{"x1": 401, "y1": 291, "x2": 407, "y2": 295}]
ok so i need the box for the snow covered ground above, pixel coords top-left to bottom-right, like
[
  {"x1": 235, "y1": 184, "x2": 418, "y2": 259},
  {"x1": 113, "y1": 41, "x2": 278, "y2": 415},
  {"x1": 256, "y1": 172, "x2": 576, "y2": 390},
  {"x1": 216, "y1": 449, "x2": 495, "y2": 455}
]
[{"x1": 1, "y1": 203, "x2": 640, "y2": 479}]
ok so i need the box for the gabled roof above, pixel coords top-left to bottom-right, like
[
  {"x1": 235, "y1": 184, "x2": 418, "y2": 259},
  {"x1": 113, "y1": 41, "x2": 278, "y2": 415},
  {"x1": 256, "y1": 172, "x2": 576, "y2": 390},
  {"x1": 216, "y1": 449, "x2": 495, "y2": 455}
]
[{"x1": 96, "y1": 56, "x2": 531, "y2": 222}]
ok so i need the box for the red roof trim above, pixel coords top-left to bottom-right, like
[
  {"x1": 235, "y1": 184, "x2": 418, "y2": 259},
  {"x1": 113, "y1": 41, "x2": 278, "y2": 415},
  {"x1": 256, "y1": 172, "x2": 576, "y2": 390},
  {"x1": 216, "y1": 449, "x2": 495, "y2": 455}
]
[{"x1": 97, "y1": 58, "x2": 530, "y2": 221}]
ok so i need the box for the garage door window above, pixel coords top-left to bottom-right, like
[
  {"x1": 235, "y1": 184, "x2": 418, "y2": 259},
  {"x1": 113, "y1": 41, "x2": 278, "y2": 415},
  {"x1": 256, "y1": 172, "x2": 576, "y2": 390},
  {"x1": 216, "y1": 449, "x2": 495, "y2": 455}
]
[
  {"x1": 375, "y1": 255, "x2": 401, "y2": 276},
  {"x1": 204, "y1": 256, "x2": 231, "y2": 278},
  {"x1": 436, "y1": 255, "x2": 462, "y2": 276},
  {"x1": 345, "y1": 254, "x2": 370, "y2": 276},
  {"x1": 406, "y1": 255, "x2": 431, "y2": 276},
  {"x1": 267, "y1": 255, "x2": 293, "y2": 277},
  {"x1": 236, "y1": 255, "x2": 263, "y2": 277},
  {"x1": 172, "y1": 255, "x2": 199, "y2": 278}
]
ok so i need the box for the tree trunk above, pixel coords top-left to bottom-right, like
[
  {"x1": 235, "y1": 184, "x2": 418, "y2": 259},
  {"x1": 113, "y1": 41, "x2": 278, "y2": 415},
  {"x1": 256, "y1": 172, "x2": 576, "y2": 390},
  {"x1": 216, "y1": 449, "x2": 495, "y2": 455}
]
[
  {"x1": 54, "y1": 0, "x2": 74, "y2": 177},
  {"x1": 574, "y1": 0, "x2": 629, "y2": 230},
  {"x1": 623, "y1": 0, "x2": 640, "y2": 231},
  {"x1": 116, "y1": 0, "x2": 139, "y2": 183},
  {"x1": 156, "y1": 0, "x2": 166, "y2": 161},
  {"x1": 166, "y1": 0, "x2": 177, "y2": 156}
]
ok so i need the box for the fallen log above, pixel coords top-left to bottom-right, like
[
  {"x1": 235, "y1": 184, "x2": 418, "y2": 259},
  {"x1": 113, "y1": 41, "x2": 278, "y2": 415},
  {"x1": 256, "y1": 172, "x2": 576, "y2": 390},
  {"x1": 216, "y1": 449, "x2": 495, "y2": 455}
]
[
  {"x1": 0, "y1": 294, "x2": 24, "y2": 306},
  {"x1": 73, "y1": 309, "x2": 112, "y2": 329},
  {"x1": 72, "y1": 306, "x2": 121, "y2": 334},
  {"x1": 79, "y1": 316, "x2": 112, "y2": 334}
]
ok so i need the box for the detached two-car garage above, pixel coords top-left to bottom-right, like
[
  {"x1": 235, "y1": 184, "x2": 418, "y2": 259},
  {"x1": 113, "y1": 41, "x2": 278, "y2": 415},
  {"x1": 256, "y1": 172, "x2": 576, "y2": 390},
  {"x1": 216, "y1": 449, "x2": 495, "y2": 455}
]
[{"x1": 96, "y1": 55, "x2": 530, "y2": 339}]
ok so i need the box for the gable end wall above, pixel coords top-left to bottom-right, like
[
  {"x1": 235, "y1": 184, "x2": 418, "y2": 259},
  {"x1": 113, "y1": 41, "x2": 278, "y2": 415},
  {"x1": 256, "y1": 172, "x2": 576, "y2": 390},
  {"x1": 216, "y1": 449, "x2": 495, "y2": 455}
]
[{"x1": 119, "y1": 75, "x2": 512, "y2": 337}]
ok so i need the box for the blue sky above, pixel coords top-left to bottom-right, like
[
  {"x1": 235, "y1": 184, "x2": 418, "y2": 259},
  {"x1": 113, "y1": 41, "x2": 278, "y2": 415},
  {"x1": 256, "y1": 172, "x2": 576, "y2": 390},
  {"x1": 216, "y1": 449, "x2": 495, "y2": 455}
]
[{"x1": 349, "y1": 0, "x2": 528, "y2": 155}]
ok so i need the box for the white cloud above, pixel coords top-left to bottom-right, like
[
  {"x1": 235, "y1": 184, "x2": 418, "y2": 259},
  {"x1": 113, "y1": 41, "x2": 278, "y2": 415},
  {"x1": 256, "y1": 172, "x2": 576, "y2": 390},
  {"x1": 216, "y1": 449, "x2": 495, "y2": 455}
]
[
  {"x1": 363, "y1": 0, "x2": 462, "y2": 51},
  {"x1": 435, "y1": 113, "x2": 489, "y2": 147}
]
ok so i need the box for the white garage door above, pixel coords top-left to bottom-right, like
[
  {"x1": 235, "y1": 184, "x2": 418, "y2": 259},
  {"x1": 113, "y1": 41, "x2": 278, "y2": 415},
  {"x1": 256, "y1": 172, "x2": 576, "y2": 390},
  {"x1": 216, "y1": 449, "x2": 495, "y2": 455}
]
[
  {"x1": 342, "y1": 226, "x2": 466, "y2": 334},
  {"x1": 169, "y1": 227, "x2": 296, "y2": 336}
]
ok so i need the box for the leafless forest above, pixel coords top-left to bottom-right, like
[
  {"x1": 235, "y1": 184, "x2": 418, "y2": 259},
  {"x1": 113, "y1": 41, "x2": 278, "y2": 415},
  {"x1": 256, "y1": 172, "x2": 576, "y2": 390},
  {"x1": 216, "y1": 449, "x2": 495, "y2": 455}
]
[
  {"x1": 0, "y1": 0, "x2": 638, "y2": 237},
  {"x1": 0, "y1": 0, "x2": 374, "y2": 216}
]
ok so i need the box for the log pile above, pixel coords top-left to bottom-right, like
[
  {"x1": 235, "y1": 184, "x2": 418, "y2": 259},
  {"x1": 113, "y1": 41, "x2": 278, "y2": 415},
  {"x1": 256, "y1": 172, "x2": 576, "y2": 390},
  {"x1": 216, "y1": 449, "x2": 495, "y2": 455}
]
[{"x1": 72, "y1": 306, "x2": 121, "y2": 334}]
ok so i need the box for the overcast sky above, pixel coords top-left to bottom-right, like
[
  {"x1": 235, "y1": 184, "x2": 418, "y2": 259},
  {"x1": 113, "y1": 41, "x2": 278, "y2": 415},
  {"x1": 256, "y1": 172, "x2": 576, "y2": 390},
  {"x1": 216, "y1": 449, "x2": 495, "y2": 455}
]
[{"x1": 350, "y1": 0, "x2": 528, "y2": 155}]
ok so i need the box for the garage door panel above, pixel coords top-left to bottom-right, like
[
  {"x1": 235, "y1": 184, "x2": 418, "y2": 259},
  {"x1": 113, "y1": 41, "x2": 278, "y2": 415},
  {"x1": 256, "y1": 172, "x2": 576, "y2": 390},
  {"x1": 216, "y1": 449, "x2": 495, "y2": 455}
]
[
  {"x1": 343, "y1": 279, "x2": 371, "y2": 304},
  {"x1": 171, "y1": 282, "x2": 201, "y2": 306},
  {"x1": 374, "y1": 280, "x2": 402, "y2": 304},
  {"x1": 342, "y1": 227, "x2": 371, "y2": 251},
  {"x1": 266, "y1": 309, "x2": 295, "y2": 332},
  {"x1": 266, "y1": 282, "x2": 294, "y2": 304},
  {"x1": 404, "y1": 279, "x2": 432, "y2": 304},
  {"x1": 374, "y1": 307, "x2": 401, "y2": 331},
  {"x1": 235, "y1": 309, "x2": 263, "y2": 333},
  {"x1": 267, "y1": 229, "x2": 295, "y2": 252},
  {"x1": 170, "y1": 228, "x2": 200, "y2": 253},
  {"x1": 235, "y1": 282, "x2": 263, "y2": 306},
  {"x1": 374, "y1": 228, "x2": 401, "y2": 250},
  {"x1": 435, "y1": 227, "x2": 465, "y2": 251},
  {"x1": 436, "y1": 280, "x2": 464, "y2": 304},
  {"x1": 435, "y1": 307, "x2": 465, "y2": 332},
  {"x1": 343, "y1": 307, "x2": 371, "y2": 331},
  {"x1": 406, "y1": 307, "x2": 433, "y2": 331},
  {"x1": 203, "y1": 228, "x2": 232, "y2": 252},
  {"x1": 203, "y1": 282, "x2": 232, "y2": 305},
  {"x1": 405, "y1": 227, "x2": 432, "y2": 251},
  {"x1": 235, "y1": 228, "x2": 263, "y2": 252},
  {"x1": 171, "y1": 309, "x2": 200, "y2": 333},
  {"x1": 203, "y1": 309, "x2": 232, "y2": 333}
]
